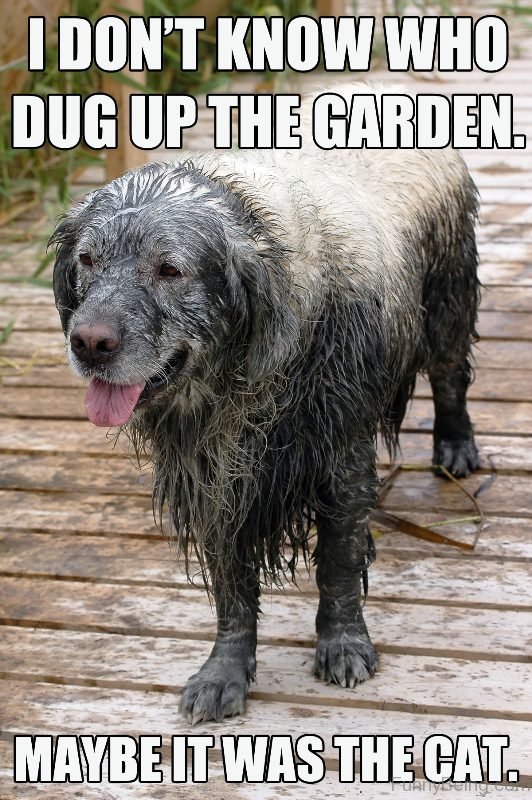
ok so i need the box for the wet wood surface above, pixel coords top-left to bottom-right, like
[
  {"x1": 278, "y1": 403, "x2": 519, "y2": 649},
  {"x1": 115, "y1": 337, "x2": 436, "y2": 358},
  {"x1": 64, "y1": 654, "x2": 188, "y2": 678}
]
[{"x1": 1, "y1": 24, "x2": 532, "y2": 798}]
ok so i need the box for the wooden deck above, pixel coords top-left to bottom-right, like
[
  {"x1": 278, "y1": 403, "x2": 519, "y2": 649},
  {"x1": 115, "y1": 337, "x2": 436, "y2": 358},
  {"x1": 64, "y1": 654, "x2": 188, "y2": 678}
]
[{"x1": 1, "y1": 23, "x2": 532, "y2": 800}]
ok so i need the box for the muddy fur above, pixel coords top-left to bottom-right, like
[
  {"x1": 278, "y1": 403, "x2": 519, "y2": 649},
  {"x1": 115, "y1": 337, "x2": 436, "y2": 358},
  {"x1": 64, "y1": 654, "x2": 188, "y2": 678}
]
[{"x1": 52, "y1": 84, "x2": 481, "y2": 723}]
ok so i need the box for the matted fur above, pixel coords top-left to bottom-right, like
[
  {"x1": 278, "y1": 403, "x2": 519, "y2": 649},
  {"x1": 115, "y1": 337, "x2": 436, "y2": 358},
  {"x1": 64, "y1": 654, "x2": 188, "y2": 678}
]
[{"x1": 51, "y1": 86, "x2": 480, "y2": 603}]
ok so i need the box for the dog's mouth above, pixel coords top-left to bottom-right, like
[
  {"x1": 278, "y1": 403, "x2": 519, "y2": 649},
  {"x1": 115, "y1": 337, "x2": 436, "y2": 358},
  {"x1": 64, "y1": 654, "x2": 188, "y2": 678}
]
[
  {"x1": 84, "y1": 350, "x2": 188, "y2": 428},
  {"x1": 136, "y1": 350, "x2": 188, "y2": 408}
]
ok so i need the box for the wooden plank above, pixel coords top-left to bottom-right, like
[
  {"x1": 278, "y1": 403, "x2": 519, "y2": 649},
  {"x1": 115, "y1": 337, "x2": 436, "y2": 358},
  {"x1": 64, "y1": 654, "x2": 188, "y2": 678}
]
[
  {"x1": 1, "y1": 531, "x2": 529, "y2": 608},
  {"x1": 2, "y1": 366, "x2": 532, "y2": 409},
  {"x1": 416, "y1": 371, "x2": 532, "y2": 402},
  {"x1": 479, "y1": 259, "x2": 532, "y2": 285},
  {"x1": 3, "y1": 482, "x2": 532, "y2": 555},
  {"x1": 0, "y1": 746, "x2": 451, "y2": 800},
  {"x1": 1, "y1": 366, "x2": 84, "y2": 387},
  {"x1": 0, "y1": 532, "x2": 178, "y2": 582},
  {"x1": 0, "y1": 490, "x2": 157, "y2": 536},
  {"x1": 5, "y1": 362, "x2": 532, "y2": 401},
  {"x1": 1, "y1": 627, "x2": 529, "y2": 720},
  {"x1": 382, "y1": 470, "x2": 532, "y2": 518},
  {"x1": 316, "y1": 0, "x2": 346, "y2": 13},
  {"x1": 482, "y1": 205, "x2": 532, "y2": 225},
  {"x1": 0, "y1": 285, "x2": 54, "y2": 305},
  {"x1": 2, "y1": 306, "x2": 532, "y2": 341},
  {"x1": 368, "y1": 554, "x2": 532, "y2": 609},
  {"x1": 1, "y1": 329, "x2": 531, "y2": 370},
  {"x1": 461, "y1": 148, "x2": 532, "y2": 166},
  {"x1": 3, "y1": 385, "x2": 532, "y2": 434},
  {"x1": 477, "y1": 311, "x2": 532, "y2": 340},
  {"x1": 0, "y1": 737, "x2": 392, "y2": 800},
  {"x1": 3, "y1": 447, "x2": 532, "y2": 507},
  {"x1": 382, "y1": 431, "x2": 532, "y2": 472},
  {"x1": 1, "y1": 680, "x2": 531, "y2": 782},
  {"x1": 0, "y1": 422, "x2": 532, "y2": 494},
  {"x1": 0, "y1": 305, "x2": 61, "y2": 330},
  {"x1": 1, "y1": 742, "x2": 373, "y2": 800},
  {"x1": 0, "y1": 331, "x2": 63, "y2": 360},
  {"x1": 0, "y1": 419, "x2": 128, "y2": 456},
  {"x1": 473, "y1": 170, "x2": 532, "y2": 189},
  {"x1": 0, "y1": 739, "x2": 117, "y2": 799},
  {"x1": 1, "y1": 420, "x2": 530, "y2": 475},
  {"x1": 0, "y1": 262, "x2": 44, "y2": 282},
  {"x1": 406, "y1": 398, "x2": 532, "y2": 435},
  {"x1": 479, "y1": 189, "x2": 532, "y2": 205},
  {"x1": 0, "y1": 453, "x2": 152, "y2": 496},
  {"x1": 1, "y1": 339, "x2": 531, "y2": 378},
  {"x1": 2, "y1": 451, "x2": 532, "y2": 516},
  {"x1": 2, "y1": 484, "x2": 532, "y2": 557},
  {"x1": 374, "y1": 514, "x2": 532, "y2": 560},
  {"x1": 0, "y1": 767, "x2": 505, "y2": 800},
  {"x1": 0, "y1": 577, "x2": 529, "y2": 660},
  {"x1": 416, "y1": 66, "x2": 532, "y2": 87},
  {"x1": 485, "y1": 228, "x2": 532, "y2": 246},
  {"x1": 479, "y1": 224, "x2": 532, "y2": 243},
  {"x1": 473, "y1": 340, "x2": 532, "y2": 369},
  {"x1": 479, "y1": 286, "x2": 532, "y2": 311},
  {"x1": 0, "y1": 386, "x2": 86, "y2": 418}
]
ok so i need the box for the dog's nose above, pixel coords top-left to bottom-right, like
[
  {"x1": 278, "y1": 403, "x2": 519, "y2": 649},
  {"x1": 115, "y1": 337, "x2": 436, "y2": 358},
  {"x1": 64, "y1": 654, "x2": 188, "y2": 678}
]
[{"x1": 70, "y1": 322, "x2": 121, "y2": 366}]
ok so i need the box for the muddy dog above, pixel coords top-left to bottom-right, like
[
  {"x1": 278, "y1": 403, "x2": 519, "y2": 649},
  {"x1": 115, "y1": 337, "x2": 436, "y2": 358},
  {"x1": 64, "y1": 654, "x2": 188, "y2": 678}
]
[{"x1": 51, "y1": 86, "x2": 480, "y2": 724}]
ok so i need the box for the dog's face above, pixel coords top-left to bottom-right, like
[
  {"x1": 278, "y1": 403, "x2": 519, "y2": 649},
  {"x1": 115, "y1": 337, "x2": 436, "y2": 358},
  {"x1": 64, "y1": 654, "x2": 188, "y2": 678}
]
[
  {"x1": 51, "y1": 165, "x2": 243, "y2": 426},
  {"x1": 51, "y1": 163, "x2": 299, "y2": 427}
]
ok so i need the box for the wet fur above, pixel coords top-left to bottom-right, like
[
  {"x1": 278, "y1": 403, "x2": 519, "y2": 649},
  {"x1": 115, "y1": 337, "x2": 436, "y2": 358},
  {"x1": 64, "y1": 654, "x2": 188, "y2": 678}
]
[{"x1": 52, "y1": 85, "x2": 481, "y2": 723}]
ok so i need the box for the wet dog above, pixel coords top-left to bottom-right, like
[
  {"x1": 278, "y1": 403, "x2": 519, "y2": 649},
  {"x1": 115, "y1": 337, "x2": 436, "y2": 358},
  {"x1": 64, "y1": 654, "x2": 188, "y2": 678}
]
[{"x1": 52, "y1": 86, "x2": 480, "y2": 724}]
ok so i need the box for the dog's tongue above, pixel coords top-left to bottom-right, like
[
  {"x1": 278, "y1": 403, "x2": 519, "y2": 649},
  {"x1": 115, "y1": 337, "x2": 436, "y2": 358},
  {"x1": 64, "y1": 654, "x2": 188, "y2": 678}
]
[{"x1": 85, "y1": 378, "x2": 146, "y2": 427}]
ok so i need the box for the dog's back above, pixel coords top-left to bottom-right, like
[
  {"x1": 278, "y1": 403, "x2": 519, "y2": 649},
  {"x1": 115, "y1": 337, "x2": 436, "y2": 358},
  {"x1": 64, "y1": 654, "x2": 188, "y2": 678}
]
[{"x1": 186, "y1": 83, "x2": 479, "y2": 412}]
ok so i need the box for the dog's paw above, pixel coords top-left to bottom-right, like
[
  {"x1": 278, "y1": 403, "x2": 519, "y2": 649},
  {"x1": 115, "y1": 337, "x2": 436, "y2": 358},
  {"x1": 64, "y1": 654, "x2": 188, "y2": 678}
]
[
  {"x1": 313, "y1": 629, "x2": 378, "y2": 688},
  {"x1": 433, "y1": 437, "x2": 480, "y2": 478},
  {"x1": 179, "y1": 658, "x2": 250, "y2": 724}
]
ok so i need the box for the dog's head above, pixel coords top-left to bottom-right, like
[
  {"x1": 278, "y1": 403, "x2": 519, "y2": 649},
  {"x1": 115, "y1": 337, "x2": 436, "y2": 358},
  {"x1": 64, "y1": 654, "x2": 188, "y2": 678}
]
[{"x1": 51, "y1": 162, "x2": 299, "y2": 427}]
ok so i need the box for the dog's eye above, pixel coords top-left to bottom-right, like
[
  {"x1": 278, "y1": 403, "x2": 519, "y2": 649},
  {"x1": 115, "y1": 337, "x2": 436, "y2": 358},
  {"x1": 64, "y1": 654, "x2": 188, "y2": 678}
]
[
  {"x1": 79, "y1": 253, "x2": 93, "y2": 267},
  {"x1": 159, "y1": 263, "x2": 182, "y2": 278}
]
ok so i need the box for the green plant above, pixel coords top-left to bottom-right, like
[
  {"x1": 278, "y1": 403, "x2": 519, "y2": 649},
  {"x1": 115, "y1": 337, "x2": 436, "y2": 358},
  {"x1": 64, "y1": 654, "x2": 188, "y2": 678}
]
[
  {"x1": 0, "y1": 0, "x2": 101, "y2": 218},
  {"x1": 0, "y1": 319, "x2": 15, "y2": 345},
  {"x1": 230, "y1": 0, "x2": 313, "y2": 14},
  {"x1": 144, "y1": 0, "x2": 226, "y2": 95},
  {"x1": 0, "y1": 0, "x2": 222, "y2": 220}
]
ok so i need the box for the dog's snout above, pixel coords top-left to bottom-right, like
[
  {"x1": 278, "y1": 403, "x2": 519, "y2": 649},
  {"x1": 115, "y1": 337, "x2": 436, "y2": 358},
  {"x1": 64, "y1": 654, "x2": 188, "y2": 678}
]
[{"x1": 70, "y1": 322, "x2": 121, "y2": 366}]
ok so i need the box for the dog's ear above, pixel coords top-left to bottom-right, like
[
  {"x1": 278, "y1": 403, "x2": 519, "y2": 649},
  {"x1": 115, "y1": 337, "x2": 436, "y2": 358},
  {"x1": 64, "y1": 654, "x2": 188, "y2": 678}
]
[
  {"x1": 49, "y1": 198, "x2": 91, "y2": 333},
  {"x1": 49, "y1": 218, "x2": 78, "y2": 334},
  {"x1": 227, "y1": 244, "x2": 300, "y2": 383}
]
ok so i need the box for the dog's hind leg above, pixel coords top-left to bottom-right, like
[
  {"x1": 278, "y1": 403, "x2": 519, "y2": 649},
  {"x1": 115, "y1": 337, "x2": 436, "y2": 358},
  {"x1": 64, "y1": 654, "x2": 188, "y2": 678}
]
[
  {"x1": 430, "y1": 360, "x2": 480, "y2": 478},
  {"x1": 313, "y1": 457, "x2": 379, "y2": 687},
  {"x1": 423, "y1": 195, "x2": 481, "y2": 478},
  {"x1": 179, "y1": 549, "x2": 259, "y2": 724}
]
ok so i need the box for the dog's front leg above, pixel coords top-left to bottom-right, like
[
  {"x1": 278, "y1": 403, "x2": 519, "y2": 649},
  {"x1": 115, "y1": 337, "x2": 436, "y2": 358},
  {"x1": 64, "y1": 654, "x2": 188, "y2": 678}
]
[
  {"x1": 313, "y1": 459, "x2": 379, "y2": 688},
  {"x1": 179, "y1": 548, "x2": 259, "y2": 724}
]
